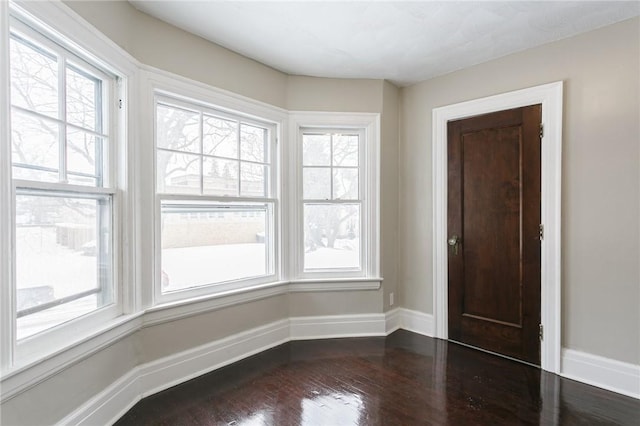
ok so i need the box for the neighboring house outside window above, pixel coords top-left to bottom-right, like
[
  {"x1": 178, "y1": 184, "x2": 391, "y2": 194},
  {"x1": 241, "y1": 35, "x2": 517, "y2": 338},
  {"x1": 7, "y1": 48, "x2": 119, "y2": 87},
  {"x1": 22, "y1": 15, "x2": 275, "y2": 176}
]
[{"x1": 154, "y1": 94, "x2": 278, "y2": 302}]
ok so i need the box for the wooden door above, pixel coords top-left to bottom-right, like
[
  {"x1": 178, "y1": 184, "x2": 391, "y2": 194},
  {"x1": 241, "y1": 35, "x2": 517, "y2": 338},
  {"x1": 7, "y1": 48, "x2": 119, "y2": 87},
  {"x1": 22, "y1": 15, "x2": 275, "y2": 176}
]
[{"x1": 447, "y1": 105, "x2": 542, "y2": 365}]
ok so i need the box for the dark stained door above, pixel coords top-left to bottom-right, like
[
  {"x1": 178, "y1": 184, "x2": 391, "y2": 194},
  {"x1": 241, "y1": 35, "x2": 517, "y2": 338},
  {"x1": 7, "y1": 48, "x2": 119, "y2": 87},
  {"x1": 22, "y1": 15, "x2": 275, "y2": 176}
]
[{"x1": 447, "y1": 105, "x2": 542, "y2": 365}]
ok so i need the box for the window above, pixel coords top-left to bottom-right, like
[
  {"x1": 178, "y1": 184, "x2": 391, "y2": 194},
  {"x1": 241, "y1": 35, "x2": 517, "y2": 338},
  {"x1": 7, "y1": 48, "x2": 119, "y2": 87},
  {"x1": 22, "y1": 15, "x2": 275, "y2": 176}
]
[
  {"x1": 6, "y1": 16, "x2": 119, "y2": 342},
  {"x1": 292, "y1": 113, "x2": 380, "y2": 282},
  {"x1": 302, "y1": 130, "x2": 362, "y2": 271},
  {"x1": 155, "y1": 95, "x2": 278, "y2": 300}
]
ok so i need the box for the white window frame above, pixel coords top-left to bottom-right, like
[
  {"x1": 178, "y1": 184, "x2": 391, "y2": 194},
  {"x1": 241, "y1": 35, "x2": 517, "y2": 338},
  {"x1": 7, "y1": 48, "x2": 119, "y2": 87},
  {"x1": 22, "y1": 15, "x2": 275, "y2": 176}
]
[
  {"x1": 145, "y1": 71, "x2": 286, "y2": 305},
  {"x1": 289, "y1": 112, "x2": 381, "y2": 283},
  {"x1": 0, "y1": 0, "x2": 137, "y2": 372},
  {"x1": 300, "y1": 127, "x2": 366, "y2": 273}
]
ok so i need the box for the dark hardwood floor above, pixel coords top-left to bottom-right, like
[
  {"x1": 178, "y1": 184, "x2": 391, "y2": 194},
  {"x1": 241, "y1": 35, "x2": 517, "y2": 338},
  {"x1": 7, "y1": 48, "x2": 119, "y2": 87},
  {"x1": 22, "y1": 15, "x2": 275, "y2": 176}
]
[{"x1": 115, "y1": 330, "x2": 640, "y2": 425}]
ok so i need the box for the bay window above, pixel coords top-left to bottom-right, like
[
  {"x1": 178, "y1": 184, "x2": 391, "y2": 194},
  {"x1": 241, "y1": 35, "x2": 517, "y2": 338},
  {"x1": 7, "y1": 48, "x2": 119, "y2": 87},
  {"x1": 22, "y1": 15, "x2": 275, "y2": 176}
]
[
  {"x1": 291, "y1": 113, "x2": 380, "y2": 283},
  {"x1": 302, "y1": 130, "x2": 363, "y2": 271},
  {"x1": 154, "y1": 94, "x2": 278, "y2": 302},
  {"x1": 1, "y1": 3, "x2": 127, "y2": 368}
]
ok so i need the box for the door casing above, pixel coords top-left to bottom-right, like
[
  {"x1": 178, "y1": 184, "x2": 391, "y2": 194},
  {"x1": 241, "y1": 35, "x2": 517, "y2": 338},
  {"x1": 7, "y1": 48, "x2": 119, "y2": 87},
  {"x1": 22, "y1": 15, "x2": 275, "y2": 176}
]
[{"x1": 431, "y1": 81, "x2": 563, "y2": 374}]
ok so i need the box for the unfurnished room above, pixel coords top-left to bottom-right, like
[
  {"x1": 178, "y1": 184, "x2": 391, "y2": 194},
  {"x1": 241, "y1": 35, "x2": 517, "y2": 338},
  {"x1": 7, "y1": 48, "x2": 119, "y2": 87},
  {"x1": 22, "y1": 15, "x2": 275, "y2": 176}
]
[{"x1": 0, "y1": 1, "x2": 639, "y2": 425}]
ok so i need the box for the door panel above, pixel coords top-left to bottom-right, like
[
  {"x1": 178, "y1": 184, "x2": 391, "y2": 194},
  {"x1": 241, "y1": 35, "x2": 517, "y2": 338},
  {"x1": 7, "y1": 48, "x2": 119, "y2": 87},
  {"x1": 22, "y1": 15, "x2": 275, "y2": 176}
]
[{"x1": 448, "y1": 105, "x2": 541, "y2": 365}]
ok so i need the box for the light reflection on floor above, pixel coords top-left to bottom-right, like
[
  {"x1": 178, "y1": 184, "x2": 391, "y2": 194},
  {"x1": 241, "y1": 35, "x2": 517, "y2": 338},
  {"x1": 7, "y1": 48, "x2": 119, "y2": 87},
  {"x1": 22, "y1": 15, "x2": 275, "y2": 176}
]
[{"x1": 301, "y1": 393, "x2": 364, "y2": 425}]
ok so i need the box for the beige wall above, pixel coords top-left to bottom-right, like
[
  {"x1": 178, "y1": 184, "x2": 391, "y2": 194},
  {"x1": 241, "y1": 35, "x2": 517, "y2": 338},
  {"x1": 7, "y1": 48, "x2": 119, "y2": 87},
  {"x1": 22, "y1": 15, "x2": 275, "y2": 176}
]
[
  {"x1": 289, "y1": 290, "x2": 382, "y2": 317},
  {"x1": 381, "y1": 81, "x2": 400, "y2": 311},
  {"x1": 64, "y1": 0, "x2": 288, "y2": 107},
  {"x1": 286, "y1": 76, "x2": 383, "y2": 112},
  {"x1": 1, "y1": 335, "x2": 139, "y2": 425},
  {"x1": 140, "y1": 295, "x2": 289, "y2": 363},
  {"x1": 399, "y1": 17, "x2": 640, "y2": 364}
]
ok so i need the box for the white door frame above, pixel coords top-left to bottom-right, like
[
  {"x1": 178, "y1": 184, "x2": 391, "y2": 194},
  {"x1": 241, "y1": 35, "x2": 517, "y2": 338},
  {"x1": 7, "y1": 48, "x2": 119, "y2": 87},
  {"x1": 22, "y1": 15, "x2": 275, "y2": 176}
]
[{"x1": 432, "y1": 81, "x2": 563, "y2": 374}]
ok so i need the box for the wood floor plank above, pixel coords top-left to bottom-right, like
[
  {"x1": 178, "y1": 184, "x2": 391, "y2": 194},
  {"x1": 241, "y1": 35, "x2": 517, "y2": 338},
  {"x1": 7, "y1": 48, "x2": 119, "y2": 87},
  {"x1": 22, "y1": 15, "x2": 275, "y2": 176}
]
[{"x1": 115, "y1": 330, "x2": 640, "y2": 425}]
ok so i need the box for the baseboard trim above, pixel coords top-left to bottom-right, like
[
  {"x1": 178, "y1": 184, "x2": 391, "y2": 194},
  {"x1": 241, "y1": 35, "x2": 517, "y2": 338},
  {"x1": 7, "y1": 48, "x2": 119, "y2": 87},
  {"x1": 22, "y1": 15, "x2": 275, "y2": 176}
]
[
  {"x1": 57, "y1": 312, "x2": 640, "y2": 425},
  {"x1": 385, "y1": 308, "x2": 402, "y2": 334},
  {"x1": 60, "y1": 314, "x2": 387, "y2": 425},
  {"x1": 138, "y1": 319, "x2": 290, "y2": 399},
  {"x1": 58, "y1": 369, "x2": 140, "y2": 426},
  {"x1": 398, "y1": 308, "x2": 435, "y2": 337},
  {"x1": 289, "y1": 313, "x2": 386, "y2": 340},
  {"x1": 561, "y1": 348, "x2": 640, "y2": 399}
]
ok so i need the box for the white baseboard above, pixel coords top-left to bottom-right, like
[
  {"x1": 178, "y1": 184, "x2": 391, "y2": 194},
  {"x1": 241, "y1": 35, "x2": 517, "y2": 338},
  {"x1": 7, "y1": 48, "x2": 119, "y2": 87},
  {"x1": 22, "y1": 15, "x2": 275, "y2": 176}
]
[
  {"x1": 61, "y1": 320, "x2": 289, "y2": 425},
  {"x1": 138, "y1": 320, "x2": 290, "y2": 398},
  {"x1": 561, "y1": 348, "x2": 640, "y2": 399},
  {"x1": 289, "y1": 313, "x2": 386, "y2": 340},
  {"x1": 59, "y1": 369, "x2": 140, "y2": 426},
  {"x1": 58, "y1": 312, "x2": 640, "y2": 425},
  {"x1": 60, "y1": 314, "x2": 387, "y2": 425},
  {"x1": 398, "y1": 308, "x2": 435, "y2": 337},
  {"x1": 385, "y1": 308, "x2": 402, "y2": 334}
]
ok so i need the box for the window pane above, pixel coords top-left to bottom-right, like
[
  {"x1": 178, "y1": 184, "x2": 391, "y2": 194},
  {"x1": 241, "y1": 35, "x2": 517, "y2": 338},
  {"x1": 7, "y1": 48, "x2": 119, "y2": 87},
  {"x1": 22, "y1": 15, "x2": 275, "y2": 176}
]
[
  {"x1": 157, "y1": 150, "x2": 201, "y2": 194},
  {"x1": 156, "y1": 104, "x2": 200, "y2": 153},
  {"x1": 11, "y1": 108, "x2": 60, "y2": 182},
  {"x1": 10, "y1": 36, "x2": 58, "y2": 119},
  {"x1": 161, "y1": 203, "x2": 270, "y2": 292},
  {"x1": 304, "y1": 204, "x2": 360, "y2": 270},
  {"x1": 203, "y1": 157, "x2": 238, "y2": 196},
  {"x1": 241, "y1": 163, "x2": 267, "y2": 197},
  {"x1": 240, "y1": 124, "x2": 267, "y2": 163},
  {"x1": 303, "y1": 134, "x2": 330, "y2": 166},
  {"x1": 15, "y1": 193, "x2": 112, "y2": 339},
  {"x1": 66, "y1": 66, "x2": 100, "y2": 131},
  {"x1": 333, "y1": 168, "x2": 358, "y2": 200},
  {"x1": 203, "y1": 115, "x2": 237, "y2": 158},
  {"x1": 303, "y1": 168, "x2": 331, "y2": 200},
  {"x1": 333, "y1": 134, "x2": 359, "y2": 167},
  {"x1": 67, "y1": 128, "x2": 101, "y2": 186}
]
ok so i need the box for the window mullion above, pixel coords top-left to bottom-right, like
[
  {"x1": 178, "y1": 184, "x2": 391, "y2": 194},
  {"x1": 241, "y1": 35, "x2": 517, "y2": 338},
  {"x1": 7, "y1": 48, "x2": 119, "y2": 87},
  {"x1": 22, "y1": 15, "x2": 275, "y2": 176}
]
[
  {"x1": 329, "y1": 134, "x2": 334, "y2": 201},
  {"x1": 95, "y1": 78, "x2": 104, "y2": 188},
  {"x1": 199, "y1": 111, "x2": 204, "y2": 195},
  {"x1": 59, "y1": 55, "x2": 67, "y2": 183},
  {"x1": 237, "y1": 121, "x2": 242, "y2": 197}
]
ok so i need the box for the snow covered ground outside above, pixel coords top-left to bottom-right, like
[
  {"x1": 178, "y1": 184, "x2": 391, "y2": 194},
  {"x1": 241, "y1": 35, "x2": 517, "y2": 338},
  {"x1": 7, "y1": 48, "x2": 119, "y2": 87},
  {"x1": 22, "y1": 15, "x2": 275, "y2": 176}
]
[{"x1": 16, "y1": 226, "x2": 360, "y2": 339}]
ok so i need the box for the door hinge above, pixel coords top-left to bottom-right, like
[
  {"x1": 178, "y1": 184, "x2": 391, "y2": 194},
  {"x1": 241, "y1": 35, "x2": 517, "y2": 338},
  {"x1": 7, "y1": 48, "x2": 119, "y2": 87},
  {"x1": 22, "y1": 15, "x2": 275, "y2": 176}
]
[
  {"x1": 118, "y1": 99, "x2": 123, "y2": 110},
  {"x1": 539, "y1": 124, "x2": 544, "y2": 139},
  {"x1": 539, "y1": 224, "x2": 544, "y2": 241},
  {"x1": 539, "y1": 324, "x2": 544, "y2": 341}
]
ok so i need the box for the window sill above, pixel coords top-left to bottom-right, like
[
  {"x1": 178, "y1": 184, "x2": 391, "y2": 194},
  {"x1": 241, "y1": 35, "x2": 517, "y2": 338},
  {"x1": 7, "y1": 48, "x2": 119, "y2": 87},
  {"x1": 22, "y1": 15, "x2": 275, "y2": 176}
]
[
  {"x1": 144, "y1": 280, "x2": 290, "y2": 327},
  {"x1": 289, "y1": 277, "x2": 383, "y2": 292},
  {"x1": 0, "y1": 276, "x2": 383, "y2": 403},
  {"x1": 1, "y1": 311, "x2": 143, "y2": 402},
  {"x1": 145, "y1": 277, "x2": 383, "y2": 326}
]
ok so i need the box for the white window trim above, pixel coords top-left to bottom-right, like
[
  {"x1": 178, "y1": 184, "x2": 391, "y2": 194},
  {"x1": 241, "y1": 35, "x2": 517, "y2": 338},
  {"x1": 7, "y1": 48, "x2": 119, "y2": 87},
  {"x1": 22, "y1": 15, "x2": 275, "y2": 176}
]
[
  {"x1": 9, "y1": 18, "x2": 121, "y2": 350},
  {"x1": 0, "y1": 0, "x2": 139, "y2": 372},
  {"x1": 288, "y1": 112, "x2": 381, "y2": 283},
  {"x1": 299, "y1": 127, "x2": 366, "y2": 274},
  {"x1": 141, "y1": 69, "x2": 287, "y2": 306},
  {"x1": 0, "y1": 0, "x2": 14, "y2": 371}
]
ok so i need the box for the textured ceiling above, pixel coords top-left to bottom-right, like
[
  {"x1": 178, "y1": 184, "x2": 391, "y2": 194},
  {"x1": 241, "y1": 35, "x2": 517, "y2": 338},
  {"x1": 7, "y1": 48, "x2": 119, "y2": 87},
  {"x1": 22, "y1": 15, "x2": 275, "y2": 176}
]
[{"x1": 129, "y1": 1, "x2": 640, "y2": 86}]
